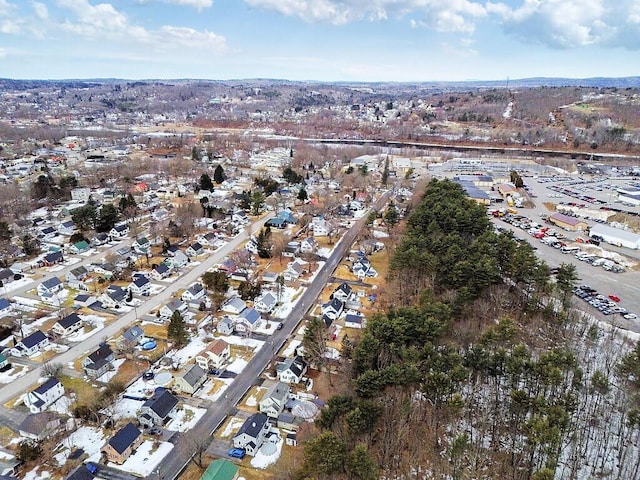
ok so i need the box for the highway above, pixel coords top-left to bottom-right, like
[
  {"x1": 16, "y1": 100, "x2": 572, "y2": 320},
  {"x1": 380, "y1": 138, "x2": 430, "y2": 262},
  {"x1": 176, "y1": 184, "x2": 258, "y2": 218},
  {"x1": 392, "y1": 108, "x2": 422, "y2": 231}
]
[{"x1": 152, "y1": 190, "x2": 393, "y2": 480}]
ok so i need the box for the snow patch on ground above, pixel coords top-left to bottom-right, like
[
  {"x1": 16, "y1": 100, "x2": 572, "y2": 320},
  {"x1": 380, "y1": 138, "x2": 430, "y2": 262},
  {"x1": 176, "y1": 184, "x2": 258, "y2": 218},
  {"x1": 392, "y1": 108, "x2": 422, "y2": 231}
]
[
  {"x1": 281, "y1": 339, "x2": 301, "y2": 358},
  {"x1": 109, "y1": 440, "x2": 173, "y2": 477},
  {"x1": 227, "y1": 358, "x2": 248, "y2": 374},
  {"x1": 250, "y1": 430, "x2": 283, "y2": 469},
  {"x1": 219, "y1": 417, "x2": 245, "y2": 438},
  {"x1": 55, "y1": 426, "x2": 105, "y2": 465},
  {"x1": 167, "y1": 405, "x2": 206, "y2": 432}
]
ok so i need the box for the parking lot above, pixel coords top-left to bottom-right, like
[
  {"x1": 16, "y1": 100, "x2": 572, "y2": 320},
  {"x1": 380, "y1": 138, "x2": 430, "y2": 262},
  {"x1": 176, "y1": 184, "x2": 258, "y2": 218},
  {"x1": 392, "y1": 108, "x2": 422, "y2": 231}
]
[{"x1": 438, "y1": 163, "x2": 640, "y2": 332}]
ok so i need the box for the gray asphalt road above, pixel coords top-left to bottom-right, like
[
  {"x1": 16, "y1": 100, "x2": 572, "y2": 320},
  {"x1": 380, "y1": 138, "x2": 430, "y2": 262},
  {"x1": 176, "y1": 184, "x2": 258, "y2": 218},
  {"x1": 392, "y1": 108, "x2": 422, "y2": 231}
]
[
  {"x1": 152, "y1": 190, "x2": 393, "y2": 480},
  {"x1": 0, "y1": 213, "x2": 273, "y2": 407}
]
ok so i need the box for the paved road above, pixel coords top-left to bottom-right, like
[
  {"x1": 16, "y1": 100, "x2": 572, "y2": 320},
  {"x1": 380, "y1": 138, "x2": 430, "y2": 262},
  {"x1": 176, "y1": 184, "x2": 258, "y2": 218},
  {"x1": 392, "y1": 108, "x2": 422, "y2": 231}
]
[
  {"x1": 153, "y1": 190, "x2": 393, "y2": 480},
  {"x1": 0, "y1": 214, "x2": 273, "y2": 407}
]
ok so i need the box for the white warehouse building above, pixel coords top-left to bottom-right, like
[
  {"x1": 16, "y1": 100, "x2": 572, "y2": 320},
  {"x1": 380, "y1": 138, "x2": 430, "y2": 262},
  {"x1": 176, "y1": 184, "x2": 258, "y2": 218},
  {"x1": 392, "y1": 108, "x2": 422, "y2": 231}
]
[{"x1": 589, "y1": 224, "x2": 640, "y2": 250}]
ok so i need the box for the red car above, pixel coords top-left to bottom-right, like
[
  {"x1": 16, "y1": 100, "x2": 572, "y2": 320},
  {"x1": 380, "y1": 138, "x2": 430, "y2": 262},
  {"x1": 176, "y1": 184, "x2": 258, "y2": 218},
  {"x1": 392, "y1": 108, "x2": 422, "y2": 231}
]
[{"x1": 608, "y1": 294, "x2": 621, "y2": 303}]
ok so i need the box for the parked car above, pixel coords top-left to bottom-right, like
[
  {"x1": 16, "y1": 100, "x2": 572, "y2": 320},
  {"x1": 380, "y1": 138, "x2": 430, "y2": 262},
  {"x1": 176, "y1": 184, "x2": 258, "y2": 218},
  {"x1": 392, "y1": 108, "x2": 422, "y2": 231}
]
[
  {"x1": 228, "y1": 448, "x2": 246, "y2": 459},
  {"x1": 608, "y1": 295, "x2": 621, "y2": 303}
]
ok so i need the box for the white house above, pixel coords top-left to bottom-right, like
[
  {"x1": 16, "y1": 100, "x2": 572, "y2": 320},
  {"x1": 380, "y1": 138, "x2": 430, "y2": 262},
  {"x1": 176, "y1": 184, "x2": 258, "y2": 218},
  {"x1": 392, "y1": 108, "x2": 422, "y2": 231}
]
[
  {"x1": 345, "y1": 313, "x2": 366, "y2": 329},
  {"x1": 196, "y1": 339, "x2": 231, "y2": 371},
  {"x1": 221, "y1": 297, "x2": 246, "y2": 315},
  {"x1": 173, "y1": 364, "x2": 207, "y2": 395},
  {"x1": 181, "y1": 283, "x2": 205, "y2": 303},
  {"x1": 100, "y1": 285, "x2": 128, "y2": 309},
  {"x1": 283, "y1": 260, "x2": 305, "y2": 281},
  {"x1": 299, "y1": 237, "x2": 318, "y2": 254},
  {"x1": 322, "y1": 298, "x2": 344, "y2": 321},
  {"x1": 331, "y1": 282, "x2": 353, "y2": 302},
  {"x1": 151, "y1": 263, "x2": 171, "y2": 281},
  {"x1": 159, "y1": 299, "x2": 188, "y2": 320},
  {"x1": 58, "y1": 220, "x2": 77, "y2": 236},
  {"x1": 71, "y1": 187, "x2": 91, "y2": 202},
  {"x1": 0, "y1": 298, "x2": 13, "y2": 317},
  {"x1": 128, "y1": 276, "x2": 151, "y2": 296},
  {"x1": 235, "y1": 307, "x2": 262, "y2": 333},
  {"x1": 254, "y1": 292, "x2": 278, "y2": 314},
  {"x1": 109, "y1": 224, "x2": 130, "y2": 239},
  {"x1": 24, "y1": 377, "x2": 65, "y2": 414},
  {"x1": 278, "y1": 356, "x2": 308, "y2": 384},
  {"x1": 52, "y1": 313, "x2": 83, "y2": 336},
  {"x1": 12, "y1": 330, "x2": 49, "y2": 357},
  {"x1": 312, "y1": 217, "x2": 333, "y2": 237},
  {"x1": 216, "y1": 316, "x2": 235, "y2": 335},
  {"x1": 186, "y1": 242, "x2": 204, "y2": 257},
  {"x1": 37, "y1": 277, "x2": 63, "y2": 298},
  {"x1": 232, "y1": 413, "x2": 271, "y2": 456},
  {"x1": 165, "y1": 251, "x2": 189, "y2": 270},
  {"x1": 259, "y1": 382, "x2": 290, "y2": 418},
  {"x1": 132, "y1": 237, "x2": 151, "y2": 255}
]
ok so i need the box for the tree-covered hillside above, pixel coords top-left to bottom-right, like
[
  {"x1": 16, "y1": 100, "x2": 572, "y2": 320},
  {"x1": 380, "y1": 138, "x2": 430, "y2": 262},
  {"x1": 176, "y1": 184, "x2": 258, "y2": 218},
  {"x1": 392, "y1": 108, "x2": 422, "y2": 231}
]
[{"x1": 296, "y1": 179, "x2": 640, "y2": 480}]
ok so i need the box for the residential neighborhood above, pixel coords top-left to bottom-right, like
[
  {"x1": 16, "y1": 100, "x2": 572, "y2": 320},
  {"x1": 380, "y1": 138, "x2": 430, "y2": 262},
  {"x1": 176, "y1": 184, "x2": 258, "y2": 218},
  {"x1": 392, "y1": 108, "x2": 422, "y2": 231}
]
[{"x1": 0, "y1": 121, "x2": 397, "y2": 480}]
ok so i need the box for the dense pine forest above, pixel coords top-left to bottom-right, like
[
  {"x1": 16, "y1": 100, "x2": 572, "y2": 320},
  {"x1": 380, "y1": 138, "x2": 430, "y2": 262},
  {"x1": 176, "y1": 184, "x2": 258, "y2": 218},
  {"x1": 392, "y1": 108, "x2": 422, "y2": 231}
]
[{"x1": 296, "y1": 180, "x2": 640, "y2": 480}]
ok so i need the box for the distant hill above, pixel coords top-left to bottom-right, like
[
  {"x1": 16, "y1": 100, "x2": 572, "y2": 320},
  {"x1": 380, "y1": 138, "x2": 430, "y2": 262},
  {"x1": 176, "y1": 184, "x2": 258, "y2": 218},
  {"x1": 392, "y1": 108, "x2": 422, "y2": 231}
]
[{"x1": 2, "y1": 76, "x2": 640, "y2": 90}]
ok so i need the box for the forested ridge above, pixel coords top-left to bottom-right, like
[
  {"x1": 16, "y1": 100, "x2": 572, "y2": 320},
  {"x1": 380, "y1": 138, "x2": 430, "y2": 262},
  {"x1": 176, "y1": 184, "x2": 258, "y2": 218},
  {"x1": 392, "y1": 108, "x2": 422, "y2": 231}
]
[{"x1": 295, "y1": 179, "x2": 640, "y2": 480}]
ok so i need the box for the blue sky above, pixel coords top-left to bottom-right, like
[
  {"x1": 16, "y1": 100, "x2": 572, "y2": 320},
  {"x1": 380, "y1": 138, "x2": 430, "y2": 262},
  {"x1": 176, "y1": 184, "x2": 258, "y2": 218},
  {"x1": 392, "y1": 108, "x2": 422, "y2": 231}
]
[{"x1": 1, "y1": 0, "x2": 639, "y2": 81}]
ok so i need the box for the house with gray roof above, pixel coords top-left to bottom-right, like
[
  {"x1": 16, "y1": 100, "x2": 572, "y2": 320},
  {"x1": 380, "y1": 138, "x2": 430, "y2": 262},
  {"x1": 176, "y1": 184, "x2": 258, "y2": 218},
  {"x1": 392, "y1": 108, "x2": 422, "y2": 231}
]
[
  {"x1": 253, "y1": 292, "x2": 277, "y2": 313},
  {"x1": 259, "y1": 382, "x2": 290, "y2": 419},
  {"x1": 82, "y1": 343, "x2": 115, "y2": 378},
  {"x1": 173, "y1": 364, "x2": 207, "y2": 395},
  {"x1": 159, "y1": 299, "x2": 188, "y2": 321},
  {"x1": 18, "y1": 412, "x2": 62, "y2": 441},
  {"x1": 232, "y1": 413, "x2": 270, "y2": 456},
  {"x1": 221, "y1": 297, "x2": 246, "y2": 315},
  {"x1": 138, "y1": 388, "x2": 179, "y2": 428}
]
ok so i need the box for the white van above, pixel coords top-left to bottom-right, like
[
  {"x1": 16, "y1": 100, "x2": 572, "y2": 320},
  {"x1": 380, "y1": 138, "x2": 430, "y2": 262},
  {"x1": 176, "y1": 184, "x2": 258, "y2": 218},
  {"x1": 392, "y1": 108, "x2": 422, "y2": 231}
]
[{"x1": 561, "y1": 246, "x2": 580, "y2": 254}]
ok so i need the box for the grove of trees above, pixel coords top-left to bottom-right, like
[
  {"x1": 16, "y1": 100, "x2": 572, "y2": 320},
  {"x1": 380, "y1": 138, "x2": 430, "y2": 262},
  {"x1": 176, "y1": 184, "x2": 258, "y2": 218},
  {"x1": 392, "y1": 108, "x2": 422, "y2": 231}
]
[{"x1": 296, "y1": 179, "x2": 640, "y2": 480}]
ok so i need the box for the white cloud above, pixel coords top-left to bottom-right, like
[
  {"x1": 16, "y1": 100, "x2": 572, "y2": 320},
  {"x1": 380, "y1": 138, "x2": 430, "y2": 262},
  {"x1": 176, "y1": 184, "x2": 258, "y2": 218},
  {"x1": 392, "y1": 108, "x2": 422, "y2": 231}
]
[
  {"x1": 244, "y1": 0, "x2": 487, "y2": 32},
  {"x1": 135, "y1": 0, "x2": 213, "y2": 9},
  {"x1": 0, "y1": 19, "x2": 20, "y2": 34},
  {"x1": 54, "y1": 0, "x2": 226, "y2": 51},
  {"x1": 0, "y1": 47, "x2": 6, "y2": 58},
  {"x1": 487, "y1": 0, "x2": 640, "y2": 49},
  {"x1": 0, "y1": 0, "x2": 16, "y2": 16},
  {"x1": 32, "y1": 1, "x2": 49, "y2": 20}
]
